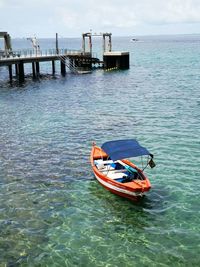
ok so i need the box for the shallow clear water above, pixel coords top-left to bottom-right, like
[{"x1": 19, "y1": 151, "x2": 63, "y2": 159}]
[{"x1": 0, "y1": 35, "x2": 200, "y2": 266}]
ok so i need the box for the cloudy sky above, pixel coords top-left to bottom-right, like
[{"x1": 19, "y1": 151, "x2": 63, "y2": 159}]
[{"x1": 1, "y1": 0, "x2": 200, "y2": 38}]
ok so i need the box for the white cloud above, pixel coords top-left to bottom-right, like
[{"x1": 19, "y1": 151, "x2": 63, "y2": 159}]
[
  {"x1": 0, "y1": 0, "x2": 5, "y2": 7},
  {"x1": 55, "y1": 0, "x2": 200, "y2": 31},
  {"x1": 1, "y1": 0, "x2": 200, "y2": 36},
  {"x1": 133, "y1": 0, "x2": 200, "y2": 24}
]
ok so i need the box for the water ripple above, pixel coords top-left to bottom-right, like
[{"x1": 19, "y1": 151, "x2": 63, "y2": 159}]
[{"x1": 1, "y1": 36, "x2": 200, "y2": 266}]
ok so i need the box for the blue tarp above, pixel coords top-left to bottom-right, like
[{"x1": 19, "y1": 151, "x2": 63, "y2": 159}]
[{"x1": 101, "y1": 139, "x2": 150, "y2": 161}]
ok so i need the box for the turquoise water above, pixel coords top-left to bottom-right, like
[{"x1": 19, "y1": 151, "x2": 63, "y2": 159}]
[{"x1": 0, "y1": 35, "x2": 200, "y2": 266}]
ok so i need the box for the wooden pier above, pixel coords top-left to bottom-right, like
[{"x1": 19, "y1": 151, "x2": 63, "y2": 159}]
[
  {"x1": 0, "y1": 32, "x2": 129, "y2": 83},
  {"x1": 0, "y1": 50, "x2": 101, "y2": 82}
]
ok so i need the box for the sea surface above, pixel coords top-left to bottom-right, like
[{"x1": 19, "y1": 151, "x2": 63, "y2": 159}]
[{"x1": 0, "y1": 35, "x2": 200, "y2": 266}]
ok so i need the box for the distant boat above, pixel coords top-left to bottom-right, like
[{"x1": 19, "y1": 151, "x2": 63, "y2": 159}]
[
  {"x1": 132, "y1": 38, "x2": 139, "y2": 42},
  {"x1": 90, "y1": 139, "x2": 155, "y2": 201}
]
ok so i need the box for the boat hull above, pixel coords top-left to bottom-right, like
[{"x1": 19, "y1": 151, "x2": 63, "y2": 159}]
[{"x1": 94, "y1": 172, "x2": 143, "y2": 201}]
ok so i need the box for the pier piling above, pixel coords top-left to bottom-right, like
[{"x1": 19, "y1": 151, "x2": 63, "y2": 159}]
[
  {"x1": 32, "y1": 62, "x2": 36, "y2": 78},
  {"x1": 18, "y1": 61, "x2": 25, "y2": 83},
  {"x1": 61, "y1": 60, "x2": 66, "y2": 76},
  {"x1": 35, "y1": 62, "x2": 40, "y2": 76},
  {"x1": 52, "y1": 60, "x2": 55, "y2": 74},
  {"x1": 8, "y1": 65, "x2": 12, "y2": 81}
]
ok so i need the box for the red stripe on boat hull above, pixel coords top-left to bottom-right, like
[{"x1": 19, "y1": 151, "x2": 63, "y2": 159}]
[{"x1": 94, "y1": 173, "x2": 144, "y2": 201}]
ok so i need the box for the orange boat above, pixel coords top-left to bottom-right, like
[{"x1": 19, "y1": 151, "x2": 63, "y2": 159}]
[{"x1": 90, "y1": 139, "x2": 155, "y2": 201}]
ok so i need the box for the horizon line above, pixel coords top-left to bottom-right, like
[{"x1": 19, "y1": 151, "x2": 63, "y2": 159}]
[{"x1": 10, "y1": 32, "x2": 200, "y2": 39}]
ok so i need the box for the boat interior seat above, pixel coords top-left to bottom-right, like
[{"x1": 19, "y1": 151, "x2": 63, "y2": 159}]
[
  {"x1": 104, "y1": 170, "x2": 128, "y2": 180},
  {"x1": 94, "y1": 159, "x2": 115, "y2": 171},
  {"x1": 94, "y1": 159, "x2": 114, "y2": 165},
  {"x1": 101, "y1": 168, "x2": 127, "y2": 174},
  {"x1": 95, "y1": 159, "x2": 125, "y2": 168},
  {"x1": 95, "y1": 160, "x2": 127, "y2": 174}
]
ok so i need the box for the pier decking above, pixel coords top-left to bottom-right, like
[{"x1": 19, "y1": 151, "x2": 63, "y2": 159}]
[{"x1": 0, "y1": 49, "x2": 101, "y2": 82}]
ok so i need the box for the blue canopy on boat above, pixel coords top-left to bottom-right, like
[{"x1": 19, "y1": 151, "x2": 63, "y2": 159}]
[{"x1": 101, "y1": 139, "x2": 151, "y2": 161}]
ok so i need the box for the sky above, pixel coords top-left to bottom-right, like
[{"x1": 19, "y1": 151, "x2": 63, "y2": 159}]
[{"x1": 0, "y1": 0, "x2": 200, "y2": 38}]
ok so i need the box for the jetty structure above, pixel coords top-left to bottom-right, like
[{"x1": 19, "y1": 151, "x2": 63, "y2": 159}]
[{"x1": 0, "y1": 31, "x2": 129, "y2": 83}]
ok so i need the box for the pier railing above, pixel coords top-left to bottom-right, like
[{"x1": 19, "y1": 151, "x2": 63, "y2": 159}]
[
  {"x1": 0, "y1": 48, "x2": 86, "y2": 60},
  {"x1": 0, "y1": 49, "x2": 99, "y2": 62}
]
